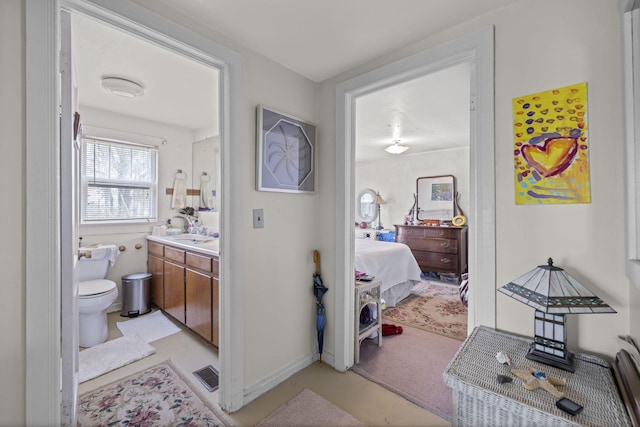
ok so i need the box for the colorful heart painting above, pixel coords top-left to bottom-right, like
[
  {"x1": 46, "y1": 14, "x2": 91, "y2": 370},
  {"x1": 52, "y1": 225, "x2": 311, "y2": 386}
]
[{"x1": 513, "y1": 82, "x2": 591, "y2": 204}]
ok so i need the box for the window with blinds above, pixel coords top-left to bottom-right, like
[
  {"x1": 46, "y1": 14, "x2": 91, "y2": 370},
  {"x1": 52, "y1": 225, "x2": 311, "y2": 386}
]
[{"x1": 81, "y1": 136, "x2": 158, "y2": 223}]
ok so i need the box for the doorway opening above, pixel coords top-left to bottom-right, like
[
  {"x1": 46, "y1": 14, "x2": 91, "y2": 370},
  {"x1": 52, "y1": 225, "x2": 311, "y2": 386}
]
[{"x1": 334, "y1": 27, "x2": 496, "y2": 371}]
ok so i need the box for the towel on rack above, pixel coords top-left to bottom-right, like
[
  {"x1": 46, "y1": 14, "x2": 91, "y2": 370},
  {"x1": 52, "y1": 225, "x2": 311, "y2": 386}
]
[
  {"x1": 171, "y1": 172, "x2": 188, "y2": 209},
  {"x1": 82, "y1": 244, "x2": 119, "y2": 266},
  {"x1": 200, "y1": 173, "x2": 215, "y2": 209}
]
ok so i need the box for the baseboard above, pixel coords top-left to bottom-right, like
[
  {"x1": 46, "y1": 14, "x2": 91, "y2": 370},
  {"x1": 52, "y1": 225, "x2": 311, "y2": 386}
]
[{"x1": 243, "y1": 350, "x2": 335, "y2": 405}]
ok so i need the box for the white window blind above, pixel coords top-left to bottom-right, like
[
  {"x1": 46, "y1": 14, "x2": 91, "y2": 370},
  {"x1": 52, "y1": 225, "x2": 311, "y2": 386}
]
[{"x1": 81, "y1": 136, "x2": 158, "y2": 223}]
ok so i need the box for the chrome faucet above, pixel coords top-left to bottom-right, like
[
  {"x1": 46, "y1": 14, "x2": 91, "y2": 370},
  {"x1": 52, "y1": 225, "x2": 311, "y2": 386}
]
[{"x1": 170, "y1": 216, "x2": 188, "y2": 232}]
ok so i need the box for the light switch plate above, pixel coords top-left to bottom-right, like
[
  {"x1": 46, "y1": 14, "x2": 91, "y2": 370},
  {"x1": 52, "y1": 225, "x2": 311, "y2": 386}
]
[{"x1": 253, "y1": 209, "x2": 264, "y2": 228}]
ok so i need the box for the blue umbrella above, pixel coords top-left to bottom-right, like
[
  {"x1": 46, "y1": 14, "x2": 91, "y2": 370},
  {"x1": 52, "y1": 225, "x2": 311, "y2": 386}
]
[{"x1": 313, "y1": 250, "x2": 328, "y2": 364}]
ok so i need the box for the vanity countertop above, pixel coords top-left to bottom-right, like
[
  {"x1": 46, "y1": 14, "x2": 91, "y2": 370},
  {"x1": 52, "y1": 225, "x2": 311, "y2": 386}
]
[{"x1": 146, "y1": 234, "x2": 219, "y2": 256}]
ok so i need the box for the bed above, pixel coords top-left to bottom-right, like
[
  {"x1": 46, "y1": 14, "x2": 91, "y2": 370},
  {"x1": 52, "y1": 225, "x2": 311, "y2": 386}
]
[{"x1": 354, "y1": 238, "x2": 422, "y2": 307}]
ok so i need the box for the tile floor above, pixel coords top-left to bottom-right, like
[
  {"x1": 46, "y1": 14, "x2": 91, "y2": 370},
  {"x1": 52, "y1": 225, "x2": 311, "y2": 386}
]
[{"x1": 79, "y1": 310, "x2": 451, "y2": 426}]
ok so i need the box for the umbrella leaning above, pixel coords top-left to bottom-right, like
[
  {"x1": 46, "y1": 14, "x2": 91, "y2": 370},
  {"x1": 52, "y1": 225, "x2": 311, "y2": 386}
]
[{"x1": 313, "y1": 250, "x2": 328, "y2": 364}]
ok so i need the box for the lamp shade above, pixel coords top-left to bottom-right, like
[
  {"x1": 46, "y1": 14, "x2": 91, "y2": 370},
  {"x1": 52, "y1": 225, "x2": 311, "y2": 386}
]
[
  {"x1": 498, "y1": 258, "x2": 615, "y2": 314},
  {"x1": 373, "y1": 193, "x2": 387, "y2": 205}
]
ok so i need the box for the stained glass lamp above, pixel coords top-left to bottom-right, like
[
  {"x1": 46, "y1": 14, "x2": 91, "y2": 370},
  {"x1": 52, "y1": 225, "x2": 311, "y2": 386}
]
[{"x1": 498, "y1": 258, "x2": 616, "y2": 372}]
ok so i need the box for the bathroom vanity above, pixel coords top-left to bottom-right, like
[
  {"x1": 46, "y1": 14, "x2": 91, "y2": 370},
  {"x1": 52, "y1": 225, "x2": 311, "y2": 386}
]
[{"x1": 146, "y1": 235, "x2": 219, "y2": 347}]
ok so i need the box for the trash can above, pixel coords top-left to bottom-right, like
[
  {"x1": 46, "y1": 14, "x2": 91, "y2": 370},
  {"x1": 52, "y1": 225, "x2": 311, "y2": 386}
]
[{"x1": 120, "y1": 272, "x2": 152, "y2": 317}]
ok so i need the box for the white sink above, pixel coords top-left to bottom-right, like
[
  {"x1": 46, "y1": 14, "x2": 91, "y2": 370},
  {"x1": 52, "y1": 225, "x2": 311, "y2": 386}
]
[{"x1": 167, "y1": 233, "x2": 212, "y2": 242}]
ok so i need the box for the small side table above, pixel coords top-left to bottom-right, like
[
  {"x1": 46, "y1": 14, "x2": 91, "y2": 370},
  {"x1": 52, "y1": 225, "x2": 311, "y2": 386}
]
[
  {"x1": 355, "y1": 278, "x2": 383, "y2": 364},
  {"x1": 443, "y1": 326, "x2": 631, "y2": 427}
]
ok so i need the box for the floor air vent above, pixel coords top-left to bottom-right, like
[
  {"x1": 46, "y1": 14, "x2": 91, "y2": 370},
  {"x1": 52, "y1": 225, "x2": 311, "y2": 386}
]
[{"x1": 193, "y1": 365, "x2": 219, "y2": 392}]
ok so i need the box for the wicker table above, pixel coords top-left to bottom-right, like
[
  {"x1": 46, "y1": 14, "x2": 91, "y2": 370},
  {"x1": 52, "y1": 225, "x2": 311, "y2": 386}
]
[{"x1": 443, "y1": 326, "x2": 631, "y2": 427}]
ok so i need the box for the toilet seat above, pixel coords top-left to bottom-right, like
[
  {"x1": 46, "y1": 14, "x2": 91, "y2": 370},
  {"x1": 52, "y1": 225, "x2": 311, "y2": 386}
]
[{"x1": 79, "y1": 279, "x2": 117, "y2": 298}]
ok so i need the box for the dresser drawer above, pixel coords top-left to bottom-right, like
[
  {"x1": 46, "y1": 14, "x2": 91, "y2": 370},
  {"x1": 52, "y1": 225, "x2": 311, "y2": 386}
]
[
  {"x1": 165, "y1": 246, "x2": 185, "y2": 263},
  {"x1": 396, "y1": 226, "x2": 459, "y2": 239},
  {"x1": 413, "y1": 250, "x2": 459, "y2": 271},
  {"x1": 404, "y1": 237, "x2": 458, "y2": 254}
]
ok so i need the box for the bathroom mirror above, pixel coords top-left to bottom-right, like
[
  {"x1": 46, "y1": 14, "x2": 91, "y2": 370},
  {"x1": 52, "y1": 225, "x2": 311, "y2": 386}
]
[
  {"x1": 192, "y1": 136, "x2": 219, "y2": 211},
  {"x1": 416, "y1": 175, "x2": 456, "y2": 221},
  {"x1": 357, "y1": 188, "x2": 378, "y2": 222}
]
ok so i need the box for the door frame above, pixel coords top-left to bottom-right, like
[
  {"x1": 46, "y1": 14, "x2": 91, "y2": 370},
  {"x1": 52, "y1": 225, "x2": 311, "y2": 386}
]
[
  {"x1": 334, "y1": 26, "x2": 496, "y2": 370},
  {"x1": 25, "y1": 0, "x2": 245, "y2": 423}
]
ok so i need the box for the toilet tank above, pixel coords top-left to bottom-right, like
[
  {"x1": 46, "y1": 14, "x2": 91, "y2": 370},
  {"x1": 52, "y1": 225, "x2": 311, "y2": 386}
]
[{"x1": 78, "y1": 258, "x2": 111, "y2": 282}]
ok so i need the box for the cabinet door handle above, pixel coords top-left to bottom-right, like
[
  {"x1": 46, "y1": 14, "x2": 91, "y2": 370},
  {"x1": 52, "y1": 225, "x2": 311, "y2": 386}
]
[{"x1": 440, "y1": 257, "x2": 451, "y2": 264}]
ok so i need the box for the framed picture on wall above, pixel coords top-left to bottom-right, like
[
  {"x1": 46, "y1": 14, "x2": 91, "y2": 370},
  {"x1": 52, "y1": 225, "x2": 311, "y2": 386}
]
[{"x1": 256, "y1": 105, "x2": 316, "y2": 194}]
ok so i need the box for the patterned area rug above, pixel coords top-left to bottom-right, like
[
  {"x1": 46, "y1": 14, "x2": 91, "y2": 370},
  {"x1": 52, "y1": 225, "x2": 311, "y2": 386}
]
[
  {"x1": 78, "y1": 360, "x2": 225, "y2": 426},
  {"x1": 383, "y1": 282, "x2": 467, "y2": 341}
]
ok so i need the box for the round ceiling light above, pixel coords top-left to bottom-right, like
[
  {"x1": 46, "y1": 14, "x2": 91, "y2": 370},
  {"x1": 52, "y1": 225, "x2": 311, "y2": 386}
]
[
  {"x1": 384, "y1": 140, "x2": 409, "y2": 154},
  {"x1": 101, "y1": 77, "x2": 144, "y2": 98}
]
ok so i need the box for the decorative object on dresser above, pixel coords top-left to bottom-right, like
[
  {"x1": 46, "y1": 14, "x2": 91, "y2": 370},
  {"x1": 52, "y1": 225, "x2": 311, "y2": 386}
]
[
  {"x1": 498, "y1": 258, "x2": 616, "y2": 372},
  {"x1": 395, "y1": 224, "x2": 468, "y2": 283}
]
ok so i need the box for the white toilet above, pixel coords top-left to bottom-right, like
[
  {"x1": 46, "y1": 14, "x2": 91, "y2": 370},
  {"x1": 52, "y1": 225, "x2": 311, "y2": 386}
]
[{"x1": 78, "y1": 245, "x2": 119, "y2": 348}]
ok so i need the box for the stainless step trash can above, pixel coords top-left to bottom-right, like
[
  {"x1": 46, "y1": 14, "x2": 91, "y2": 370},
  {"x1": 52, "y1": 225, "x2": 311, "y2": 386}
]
[{"x1": 120, "y1": 272, "x2": 152, "y2": 317}]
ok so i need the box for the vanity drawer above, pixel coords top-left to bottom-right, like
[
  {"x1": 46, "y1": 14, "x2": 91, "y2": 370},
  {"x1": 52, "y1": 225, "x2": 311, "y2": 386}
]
[
  {"x1": 187, "y1": 252, "x2": 212, "y2": 272},
  {"x1": 148, "y1": 241, "x2": 164, "y2": 257},
  {"x1": 165, "y1": 246, "x2": 185, "y2": 263},
  {"x1": 404, "y1": 237, "x2": 458, "y2": 254}
]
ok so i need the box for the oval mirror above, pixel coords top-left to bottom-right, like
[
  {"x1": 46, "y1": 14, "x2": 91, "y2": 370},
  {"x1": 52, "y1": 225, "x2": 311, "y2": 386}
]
[{"x1": 357, "y1": 188, "x2": 378, "y2": 222}]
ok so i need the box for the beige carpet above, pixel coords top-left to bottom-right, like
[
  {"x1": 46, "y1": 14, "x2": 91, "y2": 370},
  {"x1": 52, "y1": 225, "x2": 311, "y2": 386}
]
[
  {"x1": 256, "y1": 389, "x2": 366, "y2": 427},
  {"x1": 352, "y1": 326, "x2": 461, "y2": 421},
  {"x1": 78, "y1": 360, "x2": 225, "y2": 426},
  {"x1": 383, "y1": 282, "x2": 467, "y2": 341}
]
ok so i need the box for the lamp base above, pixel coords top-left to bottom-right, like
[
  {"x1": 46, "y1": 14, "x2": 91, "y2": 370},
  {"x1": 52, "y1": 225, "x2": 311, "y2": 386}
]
[{"x1": 525, "y1": 344, "x2": 575, "y2": 372}]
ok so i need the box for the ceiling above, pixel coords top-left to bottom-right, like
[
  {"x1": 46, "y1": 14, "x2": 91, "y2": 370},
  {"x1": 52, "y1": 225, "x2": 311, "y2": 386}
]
[{"x1": 73, "y1": 1, "x2": 519, "y2": 159}]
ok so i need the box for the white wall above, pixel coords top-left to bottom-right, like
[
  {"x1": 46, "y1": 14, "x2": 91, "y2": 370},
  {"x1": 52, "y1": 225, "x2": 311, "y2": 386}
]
[
  {"x1": 356, "y1": 147, "x2": 469, "y2": 228},
  {"x1": 319, "y1": 0, "x2": 632, "y2": 360}
]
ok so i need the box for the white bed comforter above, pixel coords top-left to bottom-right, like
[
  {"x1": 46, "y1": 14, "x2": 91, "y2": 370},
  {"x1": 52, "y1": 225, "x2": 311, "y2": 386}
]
[{"x1": 354, "y1": 239, "x2": 422, "y2": 295}]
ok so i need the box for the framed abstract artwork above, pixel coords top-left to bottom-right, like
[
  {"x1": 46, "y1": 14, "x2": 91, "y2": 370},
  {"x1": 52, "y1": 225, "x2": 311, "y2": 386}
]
[
  {"x1": 512, "y1": 82, "x2": 591, "y2": 205},
  {"x1": 256, "y1": 105, "x2": 316, "y2": 194}
]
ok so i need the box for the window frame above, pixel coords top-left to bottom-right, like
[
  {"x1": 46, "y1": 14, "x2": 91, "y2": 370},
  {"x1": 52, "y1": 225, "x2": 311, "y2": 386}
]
[{"x1": 80, "y1": 135, "x2": 158, "y2": 225}]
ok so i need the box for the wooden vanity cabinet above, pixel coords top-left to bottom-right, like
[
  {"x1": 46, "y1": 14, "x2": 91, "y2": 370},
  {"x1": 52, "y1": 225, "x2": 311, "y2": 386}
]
[
  {"x1": 395, "y1": 224, "x2": 468, "y2": 282},
  {"x1": 147, "y1": 242, "x2": 165, "y2": 309},
  {"x1": 147, "y1": 240, "x2": 219, "y2": 347}
]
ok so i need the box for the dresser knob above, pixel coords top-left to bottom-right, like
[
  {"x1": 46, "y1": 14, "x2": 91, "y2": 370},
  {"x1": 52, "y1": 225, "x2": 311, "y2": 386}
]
[
  {"x1": 441, "y1": 242, "x2": 450, "y2": 249},
  {"x1": 437, "y1": 231, "x2": 444, "y2": 236},
  {"x1": 440, "y1": 257, "x2": 451, "y2": 264}
]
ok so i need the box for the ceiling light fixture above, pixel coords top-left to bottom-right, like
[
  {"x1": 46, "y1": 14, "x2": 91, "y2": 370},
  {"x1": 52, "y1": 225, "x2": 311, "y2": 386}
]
[
  {"x1": 385, "y1": 139, "x2": 409, "y2": 154},
  {"x1": 101, "y1": 77, "x2": 144, "y2": 98}
]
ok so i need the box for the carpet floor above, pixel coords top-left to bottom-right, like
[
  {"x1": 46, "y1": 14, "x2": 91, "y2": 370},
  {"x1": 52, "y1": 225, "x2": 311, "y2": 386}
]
[
  {"x1": 352, "y1": 325, "x2": 462, "y2": 421},
  {"x1": 383, "y1": 281, "x2": 467, "y2": 341},
  {"x1": 78, "y1": 360, "x2": 226, "y2": 426},
  {"x1": 256, "y1": 389, "x2": 366, "y2": 427}
]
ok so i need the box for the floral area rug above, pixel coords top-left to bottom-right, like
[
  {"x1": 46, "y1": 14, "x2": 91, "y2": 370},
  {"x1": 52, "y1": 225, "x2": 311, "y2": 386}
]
[
  {"x1": 383, "y1": 282, "x2": 467, "y2": 341},
  {"x1": 78, "y1": 360, "x2": 225, "y2": 426}
]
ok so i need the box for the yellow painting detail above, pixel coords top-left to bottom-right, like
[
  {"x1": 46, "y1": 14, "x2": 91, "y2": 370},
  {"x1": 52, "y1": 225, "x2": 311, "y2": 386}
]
[{"x1": 513, "y1": 82, "x2": 590, "y2": 204}]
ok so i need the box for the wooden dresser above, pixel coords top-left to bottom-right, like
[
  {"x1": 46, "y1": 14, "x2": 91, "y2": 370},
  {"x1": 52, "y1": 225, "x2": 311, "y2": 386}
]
[{"x1": 395, "y1": 224, "x2": 468, "y2": 281}]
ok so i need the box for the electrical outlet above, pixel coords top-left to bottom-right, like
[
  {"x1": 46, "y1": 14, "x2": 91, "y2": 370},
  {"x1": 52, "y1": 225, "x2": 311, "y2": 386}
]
[{"x1": 253, "y1": 209, "x2": 264, "y2": 228}]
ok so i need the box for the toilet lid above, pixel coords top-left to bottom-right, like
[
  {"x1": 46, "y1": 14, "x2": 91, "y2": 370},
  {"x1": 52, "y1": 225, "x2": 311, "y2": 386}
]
[{"x1": 79, "y1": 279, "x2": 116, "y2": 297}]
